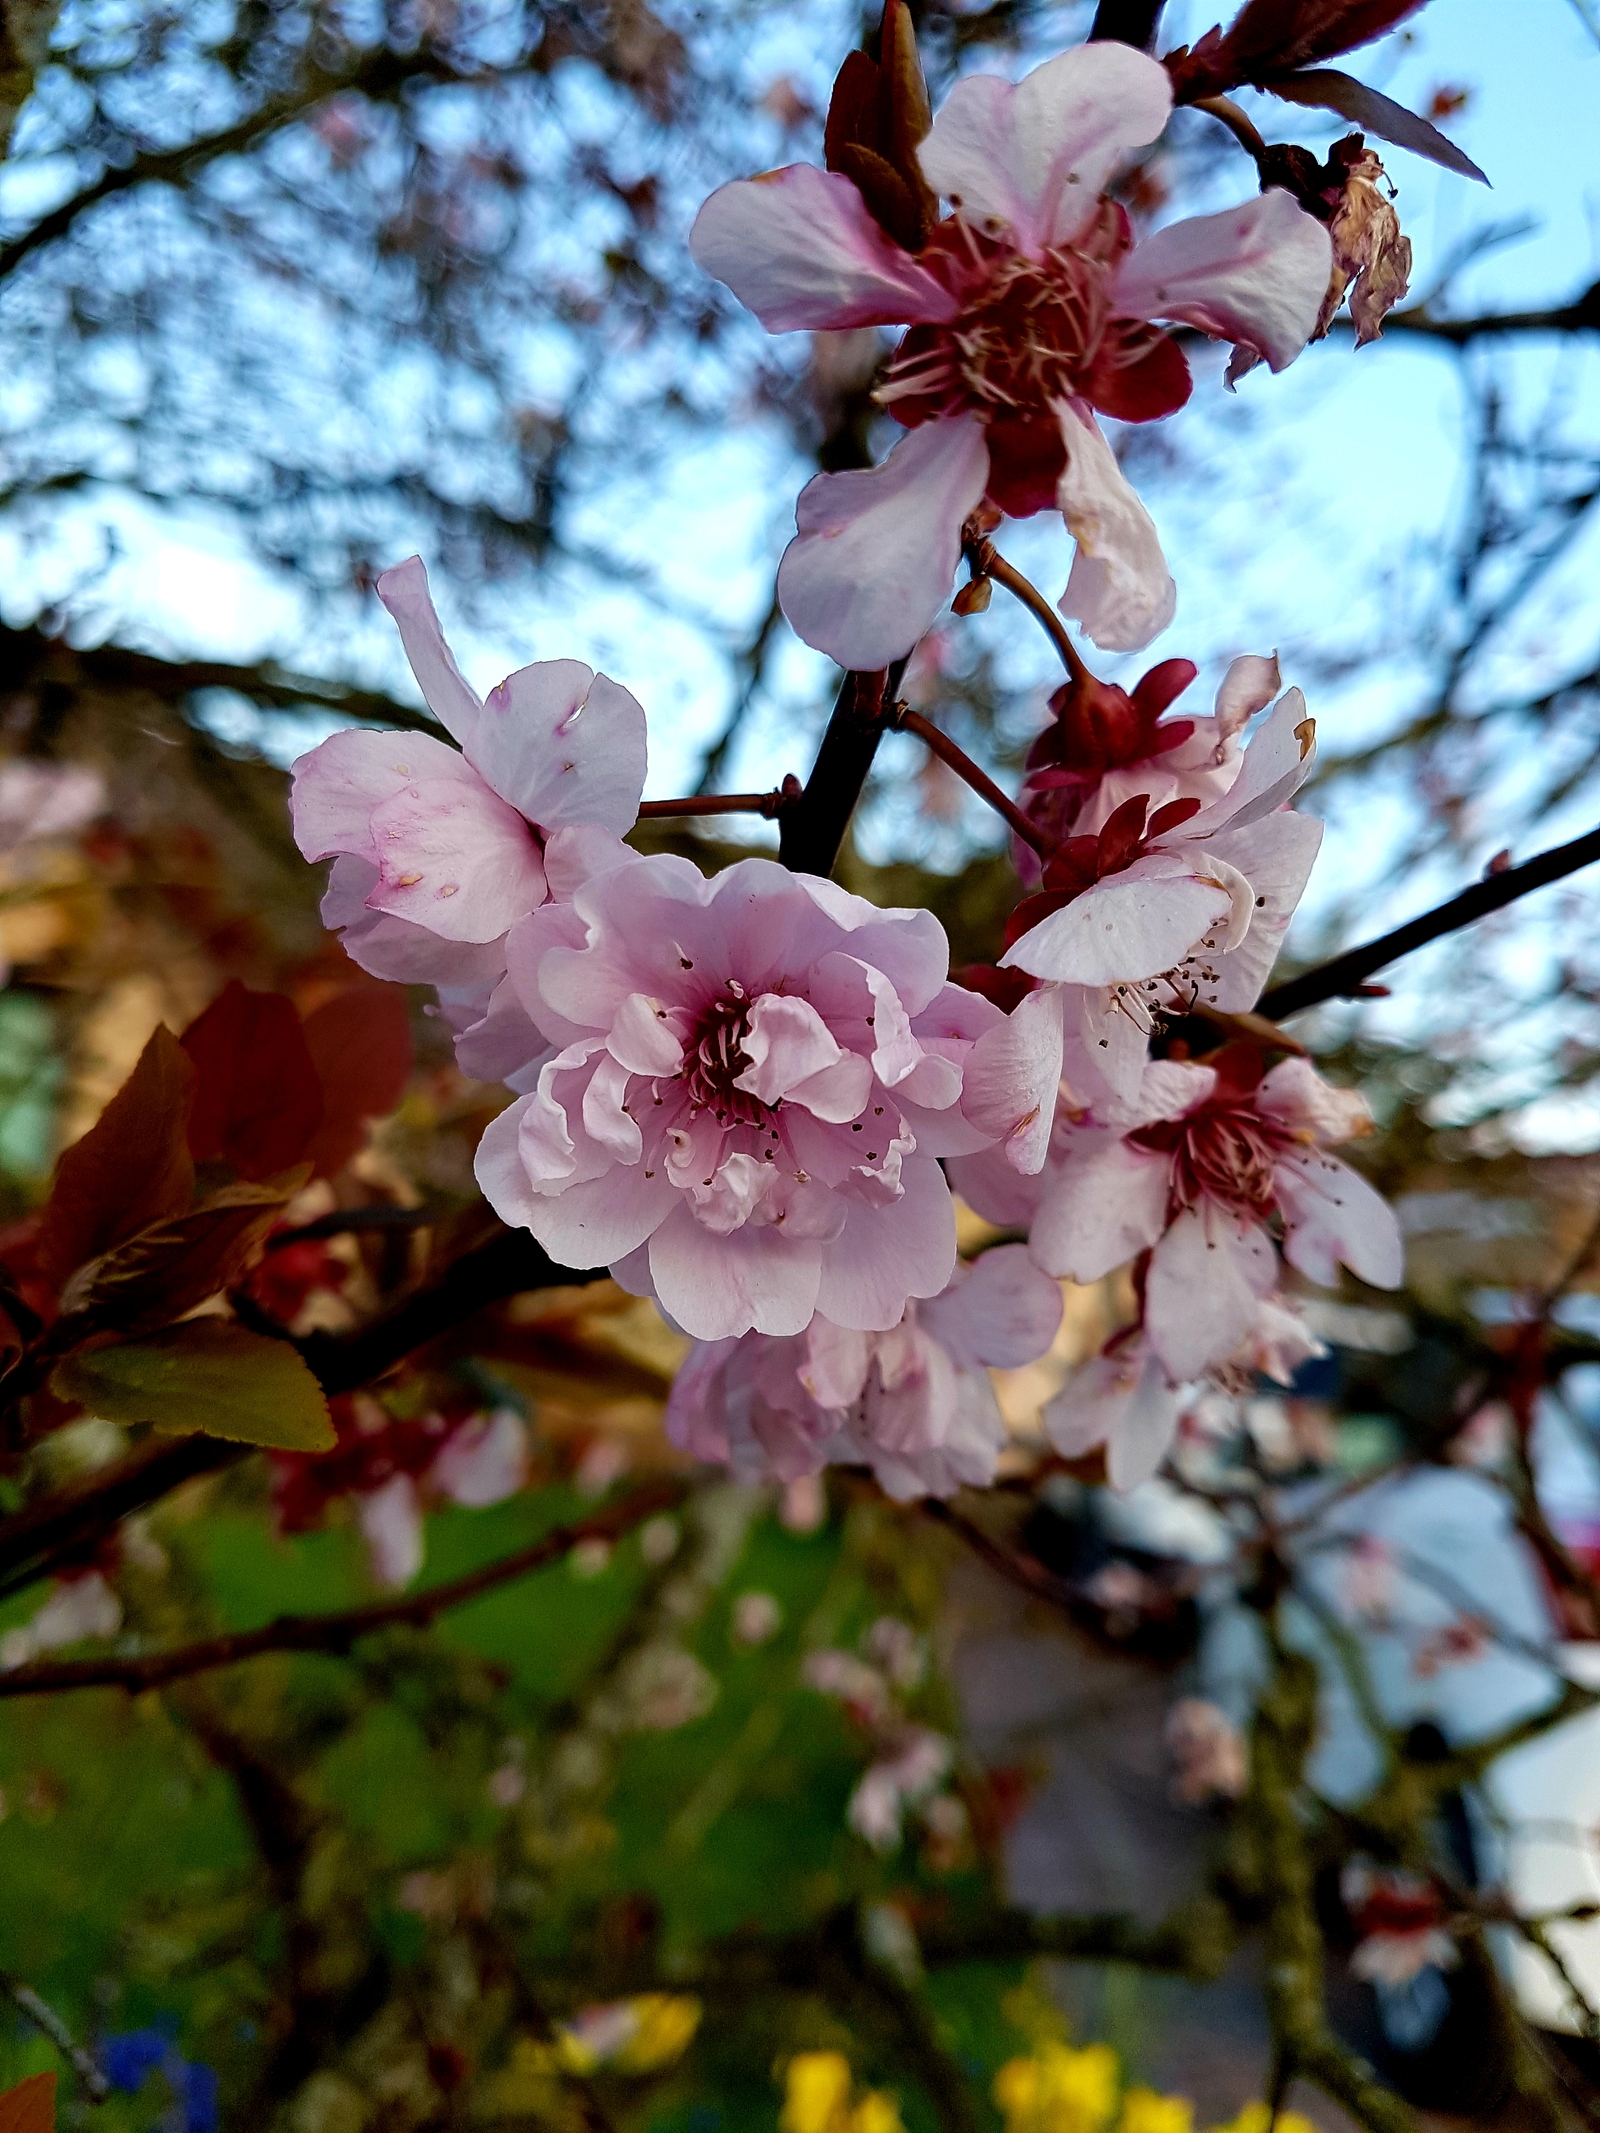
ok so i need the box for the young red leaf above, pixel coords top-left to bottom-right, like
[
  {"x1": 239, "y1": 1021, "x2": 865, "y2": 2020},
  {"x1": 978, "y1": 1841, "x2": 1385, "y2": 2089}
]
[
  {"x1": 182, "y1": 981, "x2": 325, "y2": 1181},
  {"x1": 300, "y1": 983, "x2": 414, "y2": 1178},
  {"x1": 0, "y1": 2074, "x2": 55, "y2": 2133},
  {"x1": 37, "y1": 1027, "x2": 196, "y2": 1287}
]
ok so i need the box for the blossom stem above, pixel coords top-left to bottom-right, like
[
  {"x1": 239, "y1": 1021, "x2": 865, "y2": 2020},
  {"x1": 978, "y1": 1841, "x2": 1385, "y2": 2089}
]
[
  {"x1": 891, "y1": 706, "x2": 1048, "y2": 855},
  {"x1": 1259, "y1": 820, "x2": 1600, "y2": 1020},
  {"x1": 963, "y1": 534, "x2": 1092, "y2": 685},
  {"x1": 1192, "y1": 95, "x2": 1271, "y2": 167},
  {"x1": 637, "y1": 787, "x2": 795, "y2": 821}
]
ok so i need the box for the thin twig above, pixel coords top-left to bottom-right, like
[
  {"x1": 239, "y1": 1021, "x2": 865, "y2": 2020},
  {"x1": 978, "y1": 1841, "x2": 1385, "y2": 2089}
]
[
  {"x1": 1193, "y1": 95, "x2": 1271, "y2": 166},
  {"x1": 1259, "y1": 821, "x2": 1600, "y2": 1019},
  {"x1": 891, "y1": 706, "x2": 1047, "y2": 853},
  {"x1": 964, "y1": 535, "x2": 1090, "y2": 684},
  {"x1": 0, "y1": 1972, "x2": 111, "y2": 2101},
  {"x1": 637, "y1": 786, "x2": 792, "y2": 821},
  {"x1": 0, "y1": 1479, "x2": 688, "y2": 1698}
]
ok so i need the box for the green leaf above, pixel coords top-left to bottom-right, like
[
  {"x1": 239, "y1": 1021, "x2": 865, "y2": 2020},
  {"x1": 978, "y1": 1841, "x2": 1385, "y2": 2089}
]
[{"x1": 51, "y1": 1320, "x2": 334, "y2": 1452}]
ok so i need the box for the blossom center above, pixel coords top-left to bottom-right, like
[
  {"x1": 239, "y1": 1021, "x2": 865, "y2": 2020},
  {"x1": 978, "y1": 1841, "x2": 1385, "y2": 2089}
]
[
  {"x1": 682, "y1": 989, "x2": 768, "y2": 1127},
  {"x1": 1133, "y1": 1101, "x2": 1292, "y2": 1221}
]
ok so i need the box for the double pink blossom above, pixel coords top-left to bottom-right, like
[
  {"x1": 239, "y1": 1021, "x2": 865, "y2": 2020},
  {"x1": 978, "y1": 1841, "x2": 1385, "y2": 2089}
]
[
  {"x1": 290, "y1": 557, "x2": 647, "y2": 1029},
  {"x1": 691, "y1": 41, "x2": 1331, "y2": 668},
  {"x1": 478, "y1": 854, "x2": 1063, "y2": 1339},
  {"x1": 665, "y1": 1243, "x2": 1063, "y2": 1498}
]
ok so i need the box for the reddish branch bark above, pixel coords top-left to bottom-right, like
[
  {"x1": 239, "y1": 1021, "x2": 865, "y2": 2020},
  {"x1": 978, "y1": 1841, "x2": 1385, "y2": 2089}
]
[{"x1": 0, "y1": 1479, "x2": 687, "y2": 1697}]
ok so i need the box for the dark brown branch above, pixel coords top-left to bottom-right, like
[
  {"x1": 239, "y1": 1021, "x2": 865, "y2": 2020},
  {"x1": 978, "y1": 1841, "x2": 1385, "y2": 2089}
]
[
  {"x1": 778, "y1": 666, "x2": 904, "y2": 877},
  {"x1": 0, "y1": 1479, "x2": 687, "y2": 1698},
  {"x1": 1259, "y1": 821, "x2": 1600, "y2": 1020},
  {"x1": 637, "y1": 786, "x2": 793, "y2": 821},
  {"x1": 891, "y1": 707, "x2": 1047, "y2": 854},
  {"x1": 964, "y1": 535, "x2": 1090, "y2": 684},
  {"x1": 1385, "y1": 285, "x2": 1600, "y2": 344},
  {"x1": 0, "y1": 48, "x2": 462, "y2": 289},
  {"x1": 1087, "y1": 0, "x2": 1166, "y2": 48}
]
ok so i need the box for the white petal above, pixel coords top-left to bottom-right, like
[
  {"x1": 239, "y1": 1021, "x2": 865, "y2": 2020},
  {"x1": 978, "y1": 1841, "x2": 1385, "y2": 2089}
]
[
  {"x1": 475, "y1": 665, "x2": 648, "y2": 835},
  {"x1": 1214, "y1": 652, "x2": 1282, "y2": 736},
  {"x1": 1002, "y1": 859, "x2": 1234, "y2": 987},
  {"x1": 1055, "y1": 405, "x2": 1177, "y2": 654},
  {"x1": 690, "y1": 166, "x2": 957, "y2": 333},
  {"x1": 1114, "y1": 190, "x2": 1332, "y2": 371},
  {"x1": 1144, "y1": 1206, "x2": 1275, "y2": 1382},
  {"x1": 1106, "y1": 1359, "x2": 1184, "y2": 1492},
  {"x1": 1188, "y1": 689, "x2": 1315, "y2": 835},
  {"x1": 920, "y1": 44, "x2": 1171, "y2": 254},
  {"x1": 778, "y1": 416, "x2": 990, "y2": 670},
  {"x1": 960, "y1": 982, "x2": 1064, "y2": 1174},
  {"x1": 1275, "y1": 1151, "x2": 1404, "y2": 1291}
]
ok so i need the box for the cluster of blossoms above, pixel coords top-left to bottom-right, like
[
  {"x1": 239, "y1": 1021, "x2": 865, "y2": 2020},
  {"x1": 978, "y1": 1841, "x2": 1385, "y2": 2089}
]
[{"x1": 290, "y1": 10, "x2": 1406, "y2": 1509}]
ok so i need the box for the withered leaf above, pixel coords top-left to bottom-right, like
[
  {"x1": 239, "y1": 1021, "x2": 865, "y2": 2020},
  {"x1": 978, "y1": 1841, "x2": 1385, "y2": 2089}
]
[
  {"x1": 52, "y1": 1319, "x2": 335, "y2": 1451},
  {"x1": 182, "y1": 980, "x2": 325, "y2": 1181},
  {"x1": 56, "y1": 1178, "x2": 300, "y2": 1335},
  {"x1": 37, "y1": 1026, "x2": 196, "y2": 1288}
]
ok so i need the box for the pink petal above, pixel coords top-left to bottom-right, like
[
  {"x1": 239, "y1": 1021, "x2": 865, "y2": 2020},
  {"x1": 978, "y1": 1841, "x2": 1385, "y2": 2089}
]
[
  {"x1": 542, "y1": 824, "x2": 637, "y2": 900},
  {"x1": 648, "y1": 1199, "x2": 823, "y2": 1339},
  {"x1": 1029, "y1": 1138, "x2": 1170, "y2": 1281},
  {"x1": 608, "y1": 991, "x2": 685, "y2": 1076},
  {"x1": 364, "y1": 776, "x2": 548, "y2": 943},
  {"x1": 1002, "y1": 857, "x2": 1234, "y2": 987},
  {"x1": 690, "y1": 165, "x2": 958, "y2": 332},
  {"x1": 778, "y1": 415, "x2": 989, "y2": 670},
  {"x1": 736, "y1": 994, "x2": 849, "y2": 1105},
  {"x1": 801, "y1": 1318, "x2": 873, "y2": 1408},
  {"x1": 291, "y1": 727, "x2": 478, "y2": 863},
  {"x1": 946, "y1": 1143, "x2": 1046, "y2": 1230},
  {"x1": 1275, "y1": 1150, "x2": 1403, "y2": 1290},
  {"x1": 922, "y1": 1242, "x2": 1063, "y2": 1370},
  {"x1": 815, "y1": 1154, "x2": 957, "y2": 1331},
  {"x1": 1114, "y1": 190, "x2": 1332, "y2": 372},
  {"x1": 375, "y1": 556, "x2": 482, "y2": 744},
  {"x1": 475, "y1": 665, "x2": 648, "y2": 834},
  {"x1": 431, "y1": 1408, "x2": 528, "y2": 1507},
  {"x1": 1056, "y1": 406, "x2": 1177, "y2": 653},
  {"x1": 960, "y1": 982, "x2": 1064, "y2": 1174},
  {"x1": 359, "y1": 1474, "x2": 424, "y2": 1589},
  {"x1": 1214, "y1": 652, "x2": 1282, "y2": 736},
  {"x1": 1258, "y1": 1057, "x2": 1373, "y2": 1144},
  {"x1": 320, "y1": 855, "x2": 508, "y2": 989},
  {"x1": 1144, "y1": 1205, "x2": 1275, "y2": 1382},
  {"x1": 920, "y1": 44, "x2": 1171, "y2": 256}
]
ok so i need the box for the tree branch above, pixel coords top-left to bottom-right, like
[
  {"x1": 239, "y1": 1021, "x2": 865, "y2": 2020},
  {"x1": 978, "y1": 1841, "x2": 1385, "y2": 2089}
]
[
  {"x1": 1087, "y1": 0, "x2": 1166, "y2": 48},
  {"x1": 0, "y1": 1479, "x2": 687, "y2": 1697},
  {"x1": 778, "y1": 666, "x2": 904, "y2": 877},
  {"x1": 1259, "y1": 821, "x2": 1600, "y2": 1020},
  {"x1": 0, "y1": 1227, "x2": 606, "y2": 1598}
]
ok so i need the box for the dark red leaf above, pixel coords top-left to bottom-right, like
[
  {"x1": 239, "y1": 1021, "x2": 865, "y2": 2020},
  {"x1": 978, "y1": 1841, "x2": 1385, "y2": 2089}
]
[
  {"x1": 57, "y1": 1180, "x2": 297, "y2": 1336},
  {"x1": 182, "y1": 981, "x2": 325, "y2": 1181},
  {"x1": 37, "y1": 1027, "x2": 196, "y2": 1287},
  {"x1": 1264, "y1": 70, "x2": 1489, "y2": 183},
  {"x1": 300, "y1": 983, "x2": 414, "y2": 1178},
  {"x1": 950, "y1": 964, "x2": 1037, "y2": 1012}
]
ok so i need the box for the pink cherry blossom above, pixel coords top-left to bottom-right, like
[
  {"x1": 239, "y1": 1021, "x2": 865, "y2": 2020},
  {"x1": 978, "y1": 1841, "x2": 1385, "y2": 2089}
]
[
  {"x1": 1020, "y1": 1047, "x2": 1400, "y2": 1395},
  {"x1": 664, "y1": 1244, "x2": 1063, "y2": 1496},
  {"x1": 290, "y1": 557, "x2": 648, "y2": 1017},
  {"x1": 477, "y1": 854, "x2": 1062, "y2": 1336},
  {"x1": 691, "y1": 42, "x2": 1331, "y2": 667}
]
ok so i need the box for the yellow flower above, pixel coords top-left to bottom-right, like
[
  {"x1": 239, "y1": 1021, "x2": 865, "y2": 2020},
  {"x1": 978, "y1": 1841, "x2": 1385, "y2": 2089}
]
[
  {"x1": 994, "y1": 2042, "x2": 1120, "y2": 2133},
  {"x1": 1119, "y1": 2088, "x2": 1194, "y2": 2133},
  {"x1": 778, "y1": 2051, "x2": 904, "y2": 2133},
  {"x1": 618, "y1": 1994, "x2": 701, "y2": 2073},
  {"x1": 781, "y1": 2052, "x2": 855, "y2": 2133},
  {"x1": 1206, "y1": 2106, "x2": 1317, "y2": 2133}
]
